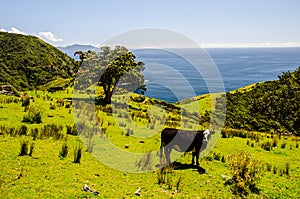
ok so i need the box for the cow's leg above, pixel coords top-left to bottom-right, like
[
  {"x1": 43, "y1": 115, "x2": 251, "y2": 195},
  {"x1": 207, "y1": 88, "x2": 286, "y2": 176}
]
[
  {"x1": 164, "y1": 146, "x2": 172, "y2": 165},
  {"x1": 195, "y1": 148, "x2": 200, "y2": 166}
]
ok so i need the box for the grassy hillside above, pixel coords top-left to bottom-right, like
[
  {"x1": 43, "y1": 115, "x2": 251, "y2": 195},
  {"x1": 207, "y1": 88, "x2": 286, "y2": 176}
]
[
  {"x1": 225, "y1": 66, "x2": 300, "y2": 134},
  {"x1": 0, "y1": 32, "x2": 79, "y2": 90},
  {"x1": 0, "y1": 90, "x2": 299, "y2": 198}
]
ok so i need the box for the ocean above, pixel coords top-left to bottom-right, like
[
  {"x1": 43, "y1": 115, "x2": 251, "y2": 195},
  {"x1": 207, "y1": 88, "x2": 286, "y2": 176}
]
[{"x1": 133, "y1": 47, "x2": 300, "y2": 103}]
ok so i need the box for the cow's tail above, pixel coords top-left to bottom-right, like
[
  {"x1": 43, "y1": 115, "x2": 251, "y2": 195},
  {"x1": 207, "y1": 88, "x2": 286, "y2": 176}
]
[{"x1": 159, "y1": 142, "x2": 163, "y2": 159}]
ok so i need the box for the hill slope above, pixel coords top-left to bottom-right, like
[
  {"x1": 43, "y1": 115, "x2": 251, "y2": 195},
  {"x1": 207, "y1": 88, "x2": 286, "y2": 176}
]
[
  {"x1": 225, "y1": 66, "x2": 300, "y2": 134},
  {"x1": 0, "y1": 32, "x2": 79, "y2": 90}
]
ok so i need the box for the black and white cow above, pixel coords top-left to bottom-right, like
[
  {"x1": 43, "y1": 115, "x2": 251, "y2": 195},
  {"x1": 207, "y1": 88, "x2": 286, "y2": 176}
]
[{"x1": 160, "y1": 128, "x2": 211, "y2": 166}]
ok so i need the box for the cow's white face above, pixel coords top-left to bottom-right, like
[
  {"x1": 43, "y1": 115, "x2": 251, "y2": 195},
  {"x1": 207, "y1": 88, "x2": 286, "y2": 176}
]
[{"x1": 203, "y1": 129, "x2": 211, "y2": 142}]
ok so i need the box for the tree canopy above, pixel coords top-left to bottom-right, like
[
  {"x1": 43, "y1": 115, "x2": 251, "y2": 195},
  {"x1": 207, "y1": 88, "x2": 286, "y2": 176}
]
[{"x1": 75, "y1": 46, "x2": 145, "y2": 103}]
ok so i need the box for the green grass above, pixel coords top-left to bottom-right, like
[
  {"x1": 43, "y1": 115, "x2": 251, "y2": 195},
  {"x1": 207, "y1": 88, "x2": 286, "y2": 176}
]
[{"x1": 0, "y1": 90, "x2": 299, "y2": 198}]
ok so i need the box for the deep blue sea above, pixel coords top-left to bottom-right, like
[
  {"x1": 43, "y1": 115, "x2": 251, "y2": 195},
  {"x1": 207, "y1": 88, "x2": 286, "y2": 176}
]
[{"x1": 133, "y1": 47, "x2": 300, "y2": 103}]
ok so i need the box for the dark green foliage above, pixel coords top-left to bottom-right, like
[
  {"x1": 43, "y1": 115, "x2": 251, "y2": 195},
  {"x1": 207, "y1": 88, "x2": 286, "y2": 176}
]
[
  {"x1": 281, "y1": 143, "x2": 287, "y2": 149},
  {"x1": 296, "y1": 142, "x2": 299, "y2": 148},
  {"x1": 0, "y1": 32, "x2": 79, "y2": 90},
  {"x1": 59, "y1": 143, "x2": 69, "y2": 159},
  {"x1": 73, "y1": 144, "x2": 82, "y2": 163},
  {"x1": 225, "y1": 67, "x2": 300, "y2": 135},
  {"x1": 75, "y1": 46, "x2": 145, "y2": 104},
  {"x1": 225, "y1": 153, "x2": 264, "y2": 196}
]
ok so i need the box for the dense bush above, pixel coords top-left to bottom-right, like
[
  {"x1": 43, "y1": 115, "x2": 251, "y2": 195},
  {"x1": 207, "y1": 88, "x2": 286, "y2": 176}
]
[
  {"x1": 225, "y1": 67, "x2": 300, "y2": 135},
  {"x1": 225, "y1": 153, "x2": 264, "y2": 196}
]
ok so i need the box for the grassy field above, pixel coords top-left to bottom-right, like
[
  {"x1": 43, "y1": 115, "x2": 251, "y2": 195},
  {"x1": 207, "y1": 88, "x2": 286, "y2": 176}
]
[{"x1": 0, "y1": 90, "x2": 299, "y2": 198}]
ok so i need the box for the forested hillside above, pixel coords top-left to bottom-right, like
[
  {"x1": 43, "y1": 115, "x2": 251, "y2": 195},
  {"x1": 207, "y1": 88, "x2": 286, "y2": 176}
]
[
  {"x1": 225, "y1": 66, "x2": 300, "y2": 135},
  {"x1": 0, "y1": 32, "x2": 79, "y2": 90}
]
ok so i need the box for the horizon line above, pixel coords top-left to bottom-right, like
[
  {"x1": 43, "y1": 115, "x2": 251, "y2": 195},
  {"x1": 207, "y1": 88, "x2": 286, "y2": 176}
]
[{"x1": 58, "y1": 42, "x2": 300, "y2": 49}]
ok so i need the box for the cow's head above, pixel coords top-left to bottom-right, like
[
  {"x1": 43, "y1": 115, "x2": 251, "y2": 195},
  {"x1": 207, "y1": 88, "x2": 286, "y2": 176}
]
[{"x1": 203, "y1": 129, "x2": 211, "y2": 142}]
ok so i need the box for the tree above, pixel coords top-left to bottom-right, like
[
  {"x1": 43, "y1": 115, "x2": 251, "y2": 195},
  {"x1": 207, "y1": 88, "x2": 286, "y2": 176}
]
[
  {"x1": 99, "y1": 51, "x2": 145, "y2": 103},
  {"x1": 75, "y1": 46, "x2": 145, "y2": 104}
]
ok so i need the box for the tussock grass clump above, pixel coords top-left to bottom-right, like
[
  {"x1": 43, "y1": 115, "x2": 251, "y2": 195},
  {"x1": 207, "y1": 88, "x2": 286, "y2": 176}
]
[
  {"x1": 41, "y1": 124, "x2": 64, "y2": 140},
  {"x1": 19, "y1": 141, "x2": 34, "y2": 156},
  {"x1": 225, "y1": 152, "x2": 264, "y2": 196},
  {"x1": 73, "y1": 144, "x2": 82, "y2": 163},
  {"x1": 59, "y1": 143, "x2": 69, "y2": 159},
  {"x1": 19, "y1": 141, "x2": 29, "y2": 156},
  {"x1": 261, "y1": 140, "x2": 273, "y2": 151},
  {"x1": 136, "y1": 153, "x2": 152, "y2": 171},
  {"x1": 157, "y1": 166, "x2": 174, "y2": 189},
  {"x1": 281, "y1": 142, "x2": 287, "y2": 149},
  {"x1": 66, "y1": 125, "x2": 78, "y2": 136}
]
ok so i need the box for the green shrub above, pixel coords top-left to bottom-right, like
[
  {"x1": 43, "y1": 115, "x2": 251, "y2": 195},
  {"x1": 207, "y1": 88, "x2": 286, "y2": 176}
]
[
  {"x1": 225, "y1": 153, "x2": 264, "y2": 196},
  {"x1": 281, "y1": 143, "x2": 286, "y2": 149},
  {"x1": 22, "y1": 105, "x2": 44, "y2": 124},
  {"x1": 59, "y1": 143, "x2": 69, "y2": 159}
]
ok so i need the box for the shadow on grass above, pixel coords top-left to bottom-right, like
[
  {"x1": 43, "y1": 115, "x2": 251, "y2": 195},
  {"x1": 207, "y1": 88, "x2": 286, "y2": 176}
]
[{"x1": 172, "y1": 162, "x2": 206, "y2": 174}]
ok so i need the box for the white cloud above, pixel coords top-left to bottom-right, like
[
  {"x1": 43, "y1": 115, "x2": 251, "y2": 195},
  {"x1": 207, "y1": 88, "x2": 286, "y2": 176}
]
[
  {"x1": 39, "y1": 31, "x2": 63, "y2": 42},
  {"x1": 0, "y1": 28, "x2": 6, "y2": 32},
  {"x1": 8, "y1": 27, "x2": 27, "y2": 35}
]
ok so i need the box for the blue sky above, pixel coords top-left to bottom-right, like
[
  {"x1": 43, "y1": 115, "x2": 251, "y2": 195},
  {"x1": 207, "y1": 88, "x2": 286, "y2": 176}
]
[{"x1": 1, "y1": 0, "x2": 300, "y2": 47}]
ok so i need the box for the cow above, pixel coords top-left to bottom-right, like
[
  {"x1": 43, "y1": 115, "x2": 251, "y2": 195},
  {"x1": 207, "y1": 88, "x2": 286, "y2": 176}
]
[{"x1": 160, "y1": 128, "x2": 211, "y2": 166}]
